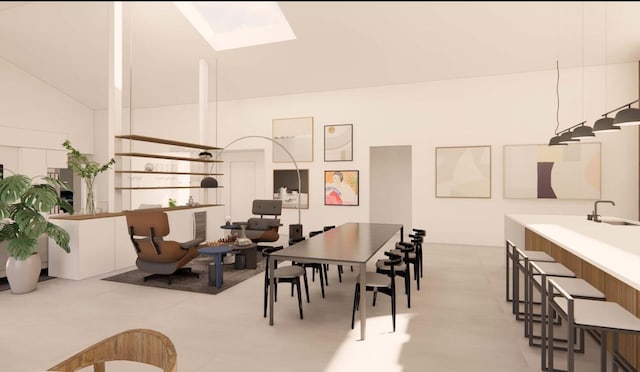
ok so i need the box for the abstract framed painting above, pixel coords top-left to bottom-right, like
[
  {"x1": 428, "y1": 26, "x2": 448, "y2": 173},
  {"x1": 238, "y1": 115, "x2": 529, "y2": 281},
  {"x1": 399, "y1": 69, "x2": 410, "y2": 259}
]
[
  {"x1": 273, "y1": 169, "x2": 309, "y2": 209},
  {"x1": 503, "y1": 143, "x2": 600, "y2": 199},
  {"x1": 324, "y1": 170, "x2": 359, "y2": 206},
  {"x1": 272, "y1": 117, "x2": 314, "y2": 163},
  {"x1": 435, "y1": 145, "x2": 491, "y2": 198},
  {"x1": 324, "y1": 124, "x2": 353, "y2": 161}
]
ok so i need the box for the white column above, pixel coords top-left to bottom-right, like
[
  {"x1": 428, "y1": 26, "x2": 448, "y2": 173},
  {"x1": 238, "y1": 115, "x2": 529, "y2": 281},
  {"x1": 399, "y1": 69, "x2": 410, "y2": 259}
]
[{"x1": 108, "y1": 2, "x2": 123, "y2": 212}]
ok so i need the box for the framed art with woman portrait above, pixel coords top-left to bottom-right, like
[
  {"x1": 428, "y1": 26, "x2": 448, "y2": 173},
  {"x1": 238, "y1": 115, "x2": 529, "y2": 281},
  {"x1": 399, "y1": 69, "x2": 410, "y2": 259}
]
[{"x1": 324, "y1": 170, "x2": 359, "y2": 206}]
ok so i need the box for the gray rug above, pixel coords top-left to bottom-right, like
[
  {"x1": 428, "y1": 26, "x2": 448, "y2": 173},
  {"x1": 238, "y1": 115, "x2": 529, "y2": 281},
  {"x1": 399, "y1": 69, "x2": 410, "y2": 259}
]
[{"x1": 102, "y1": 254, "x2": 266, "y2": 295}]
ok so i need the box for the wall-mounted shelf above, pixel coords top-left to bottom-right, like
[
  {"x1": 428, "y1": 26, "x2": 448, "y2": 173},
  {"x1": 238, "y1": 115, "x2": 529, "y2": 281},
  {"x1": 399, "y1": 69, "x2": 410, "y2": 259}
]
[
  {"x1": 116, "y1": 170, "x2": 222, "y2": 176},
  {"x1": 115, "y1": 186, "x2": 223, "y2": 190},
  {"x1": 115, "y1": 134, "x2": 223, "y2": 151},
  {"x1": 115, "y1": 134, "x2": 223, "y2": 191},
  {"x1": 114, "y1": 152, "x2": 222, "y2": 163}
]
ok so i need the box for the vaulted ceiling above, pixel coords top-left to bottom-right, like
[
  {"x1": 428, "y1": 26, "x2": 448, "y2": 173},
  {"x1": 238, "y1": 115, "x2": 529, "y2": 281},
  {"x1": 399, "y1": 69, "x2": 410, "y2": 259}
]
[{"x1": 2, "y1": 2, "x2": 640, "y2": 110}]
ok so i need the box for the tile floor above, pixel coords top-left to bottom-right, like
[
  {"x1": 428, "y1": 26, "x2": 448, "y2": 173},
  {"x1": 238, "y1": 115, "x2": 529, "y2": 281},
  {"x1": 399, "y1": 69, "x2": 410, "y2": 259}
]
[{"x1": 0, "y1": 242, "x2": 604, "y2": 371}]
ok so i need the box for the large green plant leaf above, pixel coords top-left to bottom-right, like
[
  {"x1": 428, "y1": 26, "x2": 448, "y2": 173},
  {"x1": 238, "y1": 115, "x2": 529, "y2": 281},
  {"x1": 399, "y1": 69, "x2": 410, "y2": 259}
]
[
  {"x1": 14, "y1": 208, "x2": 47, "y2": 239},
  {"x1": 0, "y1": 175, "x2": 30, "y2": 203},
  {"x1": 7, "y1": 235, "x2": 38, "y2": 260},
  {"x1": 46, "y1": 223, "x2": 70, "y2": 253},
  {"x1": 0, "y1": 223, "x2": 18, "y2": 241},
  {"x1": 22, "y1": 184, "x2": 59, "y2": 212}
]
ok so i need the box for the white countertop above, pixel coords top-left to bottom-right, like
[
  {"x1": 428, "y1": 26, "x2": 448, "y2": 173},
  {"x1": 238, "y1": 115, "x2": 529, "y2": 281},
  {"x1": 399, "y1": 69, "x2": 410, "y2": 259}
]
[{"x1": 506, "y1": 214, "x2": 640, "y2": 291}]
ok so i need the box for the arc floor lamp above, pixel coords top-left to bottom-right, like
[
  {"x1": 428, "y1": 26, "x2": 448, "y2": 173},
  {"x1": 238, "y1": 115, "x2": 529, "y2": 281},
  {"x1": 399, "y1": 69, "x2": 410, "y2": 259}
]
[{"x1": 200, "y1": 135, "x2": 302, "y2": 226}]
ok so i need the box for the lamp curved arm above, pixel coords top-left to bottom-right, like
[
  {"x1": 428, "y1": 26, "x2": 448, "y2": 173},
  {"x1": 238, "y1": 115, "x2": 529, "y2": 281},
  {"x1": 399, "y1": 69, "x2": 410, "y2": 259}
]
[{"x1": 213, "y1": 135, "x2": 301, "y2": 225}]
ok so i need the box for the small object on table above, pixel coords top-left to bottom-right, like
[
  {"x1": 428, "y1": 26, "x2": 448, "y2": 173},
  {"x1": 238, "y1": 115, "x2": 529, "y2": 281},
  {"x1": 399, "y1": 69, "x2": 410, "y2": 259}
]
[{"x1": 199, "y1": 246, "x2": 233, "y2": 288}]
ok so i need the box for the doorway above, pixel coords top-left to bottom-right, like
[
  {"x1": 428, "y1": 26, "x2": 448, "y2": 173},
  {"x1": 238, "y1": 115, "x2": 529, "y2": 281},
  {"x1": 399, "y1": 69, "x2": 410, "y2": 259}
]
[
  {"x1": 369, "y1": 146, "x2": 412, "y2": 230},
  {"x1": 218, "y1": 150, "x2": 265, "y2": 222}
]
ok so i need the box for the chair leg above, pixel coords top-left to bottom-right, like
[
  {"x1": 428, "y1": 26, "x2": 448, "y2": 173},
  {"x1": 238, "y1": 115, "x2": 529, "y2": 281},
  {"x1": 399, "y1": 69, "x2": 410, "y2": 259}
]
[
  {"x1": 303, "y1": 270, "x2": 310, "y2": 303},
  {"x1": 351, "y1": 283, "x2": 360, "y2": 329},
  {"x1": 263, "y1": 276, "x2": 268, "y2": 318},
  {"x1": 414, "y1": 261, "x2": 420, "y2": 291},
  {"x1": 295, "y1": 278, "x2": 303, "y2": 320},
  {"x1": 338, "y1": 265, "x2": 343, "y2": 283},
  {"x1": 323, "y1": 264, "x2": 329, "y2": 286},
  {"x1": 319, "y1": 265, "x2": 326, "y2": 298},
  {"x1": 373, "y1": 289, "x2": 378, "y2": 307},
  {"x1": 405, "y1": 274, "x2": 411, "y2": 308},
  {"x1": 391, "y1": 282, "x2": 397, "y2": 332}
]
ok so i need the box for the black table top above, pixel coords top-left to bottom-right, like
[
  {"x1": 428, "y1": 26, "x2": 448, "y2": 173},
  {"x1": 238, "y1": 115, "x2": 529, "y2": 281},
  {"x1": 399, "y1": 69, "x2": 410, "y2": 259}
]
[{"x1": 270, "y1": 222, "x2": 403, "y2": 264}]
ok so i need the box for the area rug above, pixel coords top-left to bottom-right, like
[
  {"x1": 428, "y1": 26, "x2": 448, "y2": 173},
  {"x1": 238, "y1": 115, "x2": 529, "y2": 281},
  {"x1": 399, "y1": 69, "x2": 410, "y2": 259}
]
[{"x1": 102, "y1": 254, "x2": 266, "y2": 295}]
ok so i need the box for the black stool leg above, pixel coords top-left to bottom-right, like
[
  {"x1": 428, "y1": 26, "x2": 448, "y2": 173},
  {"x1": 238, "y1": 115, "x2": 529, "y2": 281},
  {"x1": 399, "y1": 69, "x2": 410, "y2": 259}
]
[{"x1": 303, "y1": 270, "x2": 310, "y2": 303}]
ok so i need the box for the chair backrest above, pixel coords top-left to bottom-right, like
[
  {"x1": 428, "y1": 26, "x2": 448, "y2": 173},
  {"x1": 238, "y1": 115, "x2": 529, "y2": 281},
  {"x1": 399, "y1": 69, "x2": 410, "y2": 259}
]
[
  {"x1": 252, "y1": 199, "x2": 282, "y2": 218},
  {"x1": 125, "y1": 211, "x2": 183, "y2": 262},
  {"x1": 47, "y1": 328, "x2": 177, "y2": 372},
  {"x1": 193, "y1": 211, "x2": 207, "y2": 241}
]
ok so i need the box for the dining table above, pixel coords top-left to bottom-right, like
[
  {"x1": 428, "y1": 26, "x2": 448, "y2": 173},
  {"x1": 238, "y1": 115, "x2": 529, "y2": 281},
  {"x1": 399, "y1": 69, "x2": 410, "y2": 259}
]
[{"x1": 268, "y1": 222, "x2": 404, "y2": 340}]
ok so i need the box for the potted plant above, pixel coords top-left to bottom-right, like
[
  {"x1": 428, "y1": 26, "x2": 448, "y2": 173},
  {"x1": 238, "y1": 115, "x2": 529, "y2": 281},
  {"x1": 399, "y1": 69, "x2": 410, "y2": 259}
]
[
  {"x1": 62, "y1": 140, "x2": 115, "y2": 215},
  {"x1": 0, "y1": 172, "x2": 73, "y2": 293}
]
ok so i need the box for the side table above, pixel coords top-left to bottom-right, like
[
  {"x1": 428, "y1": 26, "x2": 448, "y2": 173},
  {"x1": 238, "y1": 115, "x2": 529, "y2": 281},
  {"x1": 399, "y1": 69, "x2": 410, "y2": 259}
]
[
  {"x1": 232, "y1": 243, "x2": 258, "y2": 269},
  {"x1": 199, "y1": 246, "x2": 233, "y2": 288}
]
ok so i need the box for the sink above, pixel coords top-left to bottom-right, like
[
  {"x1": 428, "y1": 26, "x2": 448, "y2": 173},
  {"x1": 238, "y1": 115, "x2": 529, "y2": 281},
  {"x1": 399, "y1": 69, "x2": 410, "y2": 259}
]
[{"x1": 601, "y1": 220, "x2": 640, "y2": 226}]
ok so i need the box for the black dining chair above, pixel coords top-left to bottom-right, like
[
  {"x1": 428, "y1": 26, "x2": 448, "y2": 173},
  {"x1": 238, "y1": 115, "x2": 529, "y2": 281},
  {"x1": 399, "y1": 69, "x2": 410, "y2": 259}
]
[
  {"x1": 262, "y1": 246, "x2": 309, "y2": 320},
  {"x1": 352, "y1": 251, "x2": 402, "y2": 332},
  {"x1": 290, "y1": 237, "x2": 326, "y2": 298},
  {"x1": 377, "y1": 241, "x2": 414, "y2": 308}
]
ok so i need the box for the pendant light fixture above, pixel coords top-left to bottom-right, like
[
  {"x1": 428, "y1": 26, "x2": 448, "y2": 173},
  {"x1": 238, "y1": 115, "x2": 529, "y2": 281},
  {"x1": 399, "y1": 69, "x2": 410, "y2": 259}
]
[
  {"x1": 201, "y1": 58, "x2": 219, "y2": 188},
  {"x1": 592, "y1": 4, "x2": 620, "y2": 134},
  {"x1": 612, "y1": 104, "x2": 640, "y2": 126}
]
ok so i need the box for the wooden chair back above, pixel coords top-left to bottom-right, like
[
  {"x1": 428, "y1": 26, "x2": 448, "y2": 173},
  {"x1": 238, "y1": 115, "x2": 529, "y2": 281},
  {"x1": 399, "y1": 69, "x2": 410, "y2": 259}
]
[{"x1": 47, "y1": 328, "x2": 177, "y2": 372}]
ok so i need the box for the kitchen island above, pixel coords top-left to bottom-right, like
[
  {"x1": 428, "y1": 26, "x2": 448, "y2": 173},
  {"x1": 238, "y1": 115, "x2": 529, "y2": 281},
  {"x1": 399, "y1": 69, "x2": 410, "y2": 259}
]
[
  {"x1": 505, "y1": 214, "x2": 640, "y2": 369},
  {"x1": 48, "y1": 205, "x2": 224, "y2": 280}
]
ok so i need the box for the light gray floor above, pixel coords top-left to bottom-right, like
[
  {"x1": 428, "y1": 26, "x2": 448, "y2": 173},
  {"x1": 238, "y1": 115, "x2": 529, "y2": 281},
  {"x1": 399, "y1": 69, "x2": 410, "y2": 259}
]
[{"x1": 0, "y1": 242, "x2": 603, "y2": 371}]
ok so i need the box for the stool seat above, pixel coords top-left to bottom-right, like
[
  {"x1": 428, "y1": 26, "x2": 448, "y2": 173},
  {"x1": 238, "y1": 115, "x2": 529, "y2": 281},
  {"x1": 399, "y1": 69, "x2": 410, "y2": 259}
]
[
  {"x1": 519, "y1": 251, "x2": 555, "y2": 262},
  {"x1": 533, "y1": 276, "x2": 605, "y2": 299},
  {"x1": 530, "y1": 262, "x2": 575, "y2": 278},
  {"x1": 359, "y1": 272, "x2": 391, "y2": 288},
  {"x1": 274, "y1": 265, "x2": 306, "y2": 279},
  {"x1": 554, "y1": 297, "x2": 640, "y2": 332}
]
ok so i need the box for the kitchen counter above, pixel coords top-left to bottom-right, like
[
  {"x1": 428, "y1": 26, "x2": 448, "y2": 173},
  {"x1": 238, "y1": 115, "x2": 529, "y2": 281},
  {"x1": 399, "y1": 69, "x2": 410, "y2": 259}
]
[{"x1": 506, "y1": 214, "x2": 640, "y2": 290}]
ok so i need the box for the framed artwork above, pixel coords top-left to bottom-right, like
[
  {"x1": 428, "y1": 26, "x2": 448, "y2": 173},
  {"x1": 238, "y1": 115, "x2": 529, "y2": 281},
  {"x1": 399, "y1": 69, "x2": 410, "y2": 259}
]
[
  {"x1": 324, "y1": 124, "x2": 353, "y2": 161},
  {"x1": 503, "y1": 143, "x2": 600, "y2": 199},
  {"x1": 325, "y1": 170, "x2": 359, "y2": 206},
  {"x1": 272, "y1": 117, "x2": 314, "y2": 163},
  {"x1": 273, "y1": 169, "x2": 309, "y2": 209},
  {"x1": 435, "y1": 145, "x2": 491, "y2": 198}
]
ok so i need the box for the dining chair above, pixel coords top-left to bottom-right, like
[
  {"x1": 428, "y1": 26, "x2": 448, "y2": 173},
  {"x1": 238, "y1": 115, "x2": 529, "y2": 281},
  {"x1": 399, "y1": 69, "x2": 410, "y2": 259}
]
[
  {"x1": 352, "y1": 251, "x2": 402, "y2": 332},
  {"x1": 262, "y1": 246, "x2": 308, "y2": 320}
]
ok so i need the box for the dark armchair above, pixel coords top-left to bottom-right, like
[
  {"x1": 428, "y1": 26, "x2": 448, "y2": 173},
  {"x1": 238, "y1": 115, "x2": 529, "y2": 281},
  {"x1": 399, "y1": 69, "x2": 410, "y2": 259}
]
[
  {"x1": 124, "y1": 210, "x2": 202, "y2": 284},
  {"x1": 234, "y1": 200, "x2": 282, "y2": 243}
]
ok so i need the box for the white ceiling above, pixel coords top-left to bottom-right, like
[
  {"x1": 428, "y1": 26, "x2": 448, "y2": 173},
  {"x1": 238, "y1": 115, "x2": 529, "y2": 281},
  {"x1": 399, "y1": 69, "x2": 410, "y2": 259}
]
[{"x1": 2, "y1": 1, "x2": 640, "y2": 110}]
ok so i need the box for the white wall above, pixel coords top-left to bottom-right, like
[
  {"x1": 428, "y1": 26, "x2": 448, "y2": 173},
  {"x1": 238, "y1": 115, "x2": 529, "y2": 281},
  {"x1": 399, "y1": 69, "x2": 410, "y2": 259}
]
[
  {"x1": 0, "y1": 57, "x2": 94, "y2": 158},
  {"x1": 109, "y1": 62, "x2": 639, "y2": 247}
]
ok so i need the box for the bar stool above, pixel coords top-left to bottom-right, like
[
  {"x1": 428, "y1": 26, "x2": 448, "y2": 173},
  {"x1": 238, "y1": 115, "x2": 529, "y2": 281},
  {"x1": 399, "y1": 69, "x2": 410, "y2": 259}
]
[
  {"x1": 547, "y1": 278, "x2": 640, "y2": 372},
  {"x1": 527, "y1": 260, "x2": 606, "y2": 371},
  {"x1": 508, "y1": 240, "x2": 555, "y2": 319}
]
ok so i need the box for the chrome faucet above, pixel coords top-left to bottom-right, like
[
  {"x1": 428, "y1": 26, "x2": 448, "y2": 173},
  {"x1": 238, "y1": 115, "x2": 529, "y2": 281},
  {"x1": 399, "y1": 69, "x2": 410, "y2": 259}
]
[{"x1": 592, "y1": 200, "x2": 615, "y2": 222}]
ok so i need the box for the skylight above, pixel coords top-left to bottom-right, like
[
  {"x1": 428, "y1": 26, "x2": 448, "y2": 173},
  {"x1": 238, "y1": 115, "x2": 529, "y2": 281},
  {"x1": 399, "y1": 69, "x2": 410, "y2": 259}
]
[{"x1": 174, "y1": 1, "x2": 296, "y2": 51}]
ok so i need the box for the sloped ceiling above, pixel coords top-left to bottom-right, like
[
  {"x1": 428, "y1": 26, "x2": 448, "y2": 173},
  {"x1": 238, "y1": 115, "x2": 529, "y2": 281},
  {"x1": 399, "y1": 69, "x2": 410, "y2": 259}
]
[{"x1": 1, "y1": 2, "x2": 640, "y2": 110}]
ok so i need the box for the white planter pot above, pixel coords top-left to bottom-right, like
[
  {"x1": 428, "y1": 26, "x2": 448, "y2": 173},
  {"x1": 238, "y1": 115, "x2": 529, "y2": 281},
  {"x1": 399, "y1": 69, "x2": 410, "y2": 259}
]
[{"x1": 6, "y1": 253, "x2": 41, "y2": 294}]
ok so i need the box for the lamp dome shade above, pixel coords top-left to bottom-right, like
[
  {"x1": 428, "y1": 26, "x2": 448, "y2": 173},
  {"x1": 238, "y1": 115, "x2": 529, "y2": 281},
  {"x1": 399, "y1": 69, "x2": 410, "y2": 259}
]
[
  {"x1": 548, "y1": 135, "x2": 567, "y2": 146},
  {"x1": 200, "y1": 177, "x2": 218, "y2": 188},
  {"x1": 570, "y1": 125, "x2": 595, "y2": 139},
  {"x1": 592, "y1": 117, "x2": 620, "y2": 133},
  {"x1": 558, "y1": 131, "x2": 579, "y2": 143},
  {"x1": 613, "y1": 107, "x2": 640, "y2": 127}
]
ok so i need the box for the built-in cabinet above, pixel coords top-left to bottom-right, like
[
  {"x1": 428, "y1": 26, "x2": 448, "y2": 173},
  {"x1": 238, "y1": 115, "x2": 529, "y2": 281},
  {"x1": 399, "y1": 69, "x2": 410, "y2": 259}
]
[
  {"x1": 48, "y1": 205, "x2": 224, "y2": 280},
  {"x1": 114, "y1": 134, "x2": 223, "y2": 190}
]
